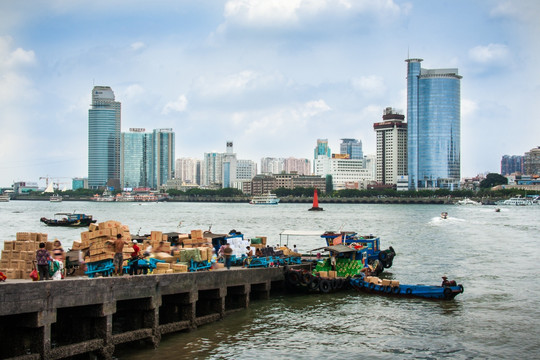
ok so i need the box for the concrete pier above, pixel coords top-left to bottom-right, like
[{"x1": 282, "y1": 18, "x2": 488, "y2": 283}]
[{"x1": 0, "y1": 268, "x2": 285, "y2": 359}]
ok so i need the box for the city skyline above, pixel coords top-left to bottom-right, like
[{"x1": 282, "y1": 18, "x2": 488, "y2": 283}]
[{"x1": 1, "y1": 1, "x2": 540, "y2": 187}]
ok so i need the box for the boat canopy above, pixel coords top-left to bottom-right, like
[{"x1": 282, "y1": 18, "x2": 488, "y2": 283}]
[
  {"x1": 279, "y1": 230, "x2": 325, "y2": 237},
  {"x1": 310, "y1": 245, "x2": 357, "y2": 253}
]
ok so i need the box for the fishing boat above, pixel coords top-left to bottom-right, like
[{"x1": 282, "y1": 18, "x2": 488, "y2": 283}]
[
  {"x1": 250, "y1": 192, "x2": 280, "y2": 205},
  {"x1": 349, "y1": 276, "x2": 464, "y2": 300},
  {"x1": 308, "y1": 188, "x2": 323, "y2": 211},
  {"x1": 49, "y1": 194, "x2": 63, "y2": 202},
  {"x1": 40, "y1": 213, "x2": 97, "y2": 227}
]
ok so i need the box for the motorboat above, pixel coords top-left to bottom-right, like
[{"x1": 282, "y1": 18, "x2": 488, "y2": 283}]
[
  {"x1": 49, "y1": 194, "x2": 63, "y2": 202},
  {"x1": 455, "y1": 198, "x2": 481, "y2": 205},
  {"x1": 441, "y1": 212, "x2": 448, "y2": 219}
]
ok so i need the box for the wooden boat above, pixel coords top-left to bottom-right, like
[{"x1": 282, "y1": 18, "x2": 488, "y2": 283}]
[
  {"x1": 349, "y1": 276, "x2": 464, "y2": 300},
  {"x1": 40, "y1": 213, "x2": 97, "y2": 227}
]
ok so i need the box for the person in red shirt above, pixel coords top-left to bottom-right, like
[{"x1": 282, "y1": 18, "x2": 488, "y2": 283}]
[{"x1": 129, "y1": 240, "x2": 141, "y2": 275}]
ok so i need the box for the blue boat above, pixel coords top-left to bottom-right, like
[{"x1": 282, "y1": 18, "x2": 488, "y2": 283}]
[
  {"x1": 349, "y1": 276, "x2": 464, "y2": 300},
  {"x1": 40, "y1": 212, "x2": 97, "y2": 227}
]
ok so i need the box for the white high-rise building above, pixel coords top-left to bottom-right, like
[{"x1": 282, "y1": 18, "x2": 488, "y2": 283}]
[
  {"x1": 175, "y1": 158, "x2": 201, "y2": 185},
  {"x1": 202, "y1": 152, "x2": 223, "y2": 188},
  {"x1": 284, "y1": 157, "x2": 311, "y2": 175},
  {"x1": 261, "y1": 157, "x2": 285, "y2": 174},
  {"x1": 314, "y1": 157, "x2": 373, "y2": 190},
  {"x1": 374, "y1": 107, "x2": 408, "y2": 185}
]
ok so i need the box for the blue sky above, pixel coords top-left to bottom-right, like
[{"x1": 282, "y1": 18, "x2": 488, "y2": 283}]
[{"x1": 1, "y1": 0, "x2": 539, "y2": 187}]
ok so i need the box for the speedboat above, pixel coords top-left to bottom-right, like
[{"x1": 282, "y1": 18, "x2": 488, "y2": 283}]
[
  {"x1": 455, "y1": 198, "x2": 480, "y2": 205},
  {"x1": 441, "y1": 212, "x2": 448, "y2": 219}
]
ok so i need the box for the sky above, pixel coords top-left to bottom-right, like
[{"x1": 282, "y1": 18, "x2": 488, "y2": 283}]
[{"x1": 1, "y1": 0, "x2": 539, "y2": 187}]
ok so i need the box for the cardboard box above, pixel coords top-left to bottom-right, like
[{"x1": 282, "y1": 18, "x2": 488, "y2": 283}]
[
  {"x1": 390, "y1": 280, "x2": 400, "y2": 287},
  {"x1": 165, "y1": 269, "x2": 174, "y2": 274},
  {"x1": 99, "y1": 220, "x2": 121, "y2": 229},
  {"x1": 198, "y1": 247, "x2": 208, "y2": 261},
  {"x1": 151, "y1": 231, "x2": 163, "y2": 242},
  {"x1": 11, "y1": 250, "x2": 20, "y2": 260},
  {"x1": 190, "y1": 229, "x2": 203, "y2": 239},
  {"x1": 1, "y1": 250, "x2": 12, "y2": 260},
  {"x1": 3, "y1": 241, "x2": 14, "y2": 251},
  {"x1": 328, "y1": 270, "x2": 337, "y2": 278},
  {"x1": 153, "y1": 269, "x2": 166, "y2": 274},
  {"x1": 71, "y1": 241, "x2": 81, "y2": 250},
  {"x1": 156, "y1": 262, "x2": 170, "y2": 270},
  {"x1": 381, "y1": 279, "x2": 392, "y2": 286},
  {"x1": 16, "y1": 232, "x2": 30, "y2": 241},
  {"x1": 14, "y1": 242, "x2": 26, "y2": 251},
  {"x1": 171, "y1": 263, "x2": 188, "y2": 272},
  {"x1": 162, "y1": 234, "x2": 168, "y2": 242},
  {"x1": 319, "y1": 271, "x2": 328, "y2": 278},
  {"x1": 89, "y1": 223, "x2": 99, "y2": 232}
]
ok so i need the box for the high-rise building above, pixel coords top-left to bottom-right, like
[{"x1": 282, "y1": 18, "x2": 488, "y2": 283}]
[
  {"x1": 406, "y1": 58, "x2": 461, "y2": 190},
  {"x1": 175, "y1": 158, "x2": 201, "y2": 184},
  {"x1": 222, "y1": 141, "x2": 237, "y2": 188},
  {"x1": 202, "y1": 152, "x2": 223, "y2": 188},
  {"x1": 374, "y1": 107, "x2": 408, "y2": 185},
  {"x1": 121, "y1": 128, "x2": 153, "y2": 189},
  {"x1": 284, "y1": 157, "x2": 311, "y2": 175},
  {"x1": 314, "y1": 156, "x2": 373, "y2": 190},
  {"x1": 236, "y1": 160, "x2": 257, "y2": 181},
  {"x1": 524, "y1": 147, "x2": 540, "y2": 176},
  {"x1": 340, "y1": 138, "x2": 363, "y2": 160},
  {"x1": 261, "y1": 157, "x2": 285, "y2": 174},
  {"x1": 151, "y1": 128, "x2": 175, "y2": 188},
  {"x1": 501, "y1": 155, "x2": 524, "y2": 176},
  {"x1": 88, "y1": 86, "x2": 121, "y2": 189},
  {"x1": 314, "y1": 139, "x2": 331, "y2": 159}
]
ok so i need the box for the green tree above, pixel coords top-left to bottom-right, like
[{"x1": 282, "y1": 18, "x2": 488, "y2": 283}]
[
  {"x1": 325, "y1": 175, "x2": 333, "y2": 193},
  {"x1": 479, "y1": 173, "x2": 508, "y2": 188}
]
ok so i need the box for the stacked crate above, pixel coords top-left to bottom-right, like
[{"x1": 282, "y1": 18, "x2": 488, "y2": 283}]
[
  {"x1": 0, "y1": 232, "x2": 48, "y2": 279},
  {"x1": 80, "y1": 221, "x2": 133, "y2": 264},
  {"x1": 182, "y1": 229, "x2": 211, "y2": 248}
]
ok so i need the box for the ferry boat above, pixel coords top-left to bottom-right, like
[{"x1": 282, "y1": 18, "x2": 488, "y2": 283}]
[
  {"x1": 497, "y1": 195, "x2": 534, "y2": 206},
  {"x1": 250, "y1": 193, "x2": 280, "y2": 205},
  {"x1": 40, "y1": 212, "x2": 97, "y2": 227},
  {"x1": 92, "y1": 189, "x2": 115, "y2": 202},
  {"x1": 49, "y1": 194, "x2": 63, "y2": 202},
  {"x1": 116, "y1": 192, "x2": 135, "y2": 202}
]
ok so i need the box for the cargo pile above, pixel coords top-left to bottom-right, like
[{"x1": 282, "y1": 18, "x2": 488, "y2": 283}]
[
  {"x1": 364, "y1": 276, "x2": 400, "y2": 287},
  {"x1": 314, "y1": 257, "x2": 364, "y2": 278},
  {"x1": 0, "y1": 232, "x2": 48, "y2": 279},
  {"x1": 76, "y1": 221, "x2": 133, "y2": 264}
]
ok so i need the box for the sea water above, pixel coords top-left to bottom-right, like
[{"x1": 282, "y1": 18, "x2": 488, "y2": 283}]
[{"x1": 1, "y1": 200, "x2": 539, "y2": 359}]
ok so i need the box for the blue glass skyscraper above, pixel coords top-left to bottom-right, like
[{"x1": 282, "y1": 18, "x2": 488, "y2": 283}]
[
  {"x1": 151, "y1": 128, "x2": 175, "y2": 188},
  {"x1": 406, "y1": 59, "x2": 461, "y2": 190},
  {"x1": 340, "y1": 138, "x2": 363, "y2": 159},
  {"x1": 88, "y1": 86, "x2": 121, "y2": 189},
  {"x1": 121, "y1": 129, "x2": 153, "y2": 189}
]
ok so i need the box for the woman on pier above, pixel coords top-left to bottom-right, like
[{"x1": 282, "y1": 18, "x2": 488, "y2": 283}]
[{"x1": 36, "y1": 243, "x2": 52, "y2": 281}]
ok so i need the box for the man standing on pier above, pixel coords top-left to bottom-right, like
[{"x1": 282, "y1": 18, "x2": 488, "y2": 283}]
[
  {"x1": 111, "y1": 234, "x2": 128, "y2": 276},
  {"x1": 223, "y1": 244, "x2": 233, "y2": 270}
]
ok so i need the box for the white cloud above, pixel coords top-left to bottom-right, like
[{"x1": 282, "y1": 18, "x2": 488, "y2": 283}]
[
  {"x1": 130, "y1": 41, "x2": 145, "y2": 51},
  {"x1": 461, "y1": 98, "x2": 478, "y2": 119},
  {"x1": 469, "y1": 43, "x2": 509, "y2": 65},
  {"x1": 351, "y1": 75, "x2": 386, "y2": 97},
  {"x1": 162, "y1": 95, "x2": 188, "y2": 115},
  {"x1": 222, "y1": 0, "x2": 402, "y2": 28},
  {"x1": 193, "y1": 70, "x2": 284, "y2": 97},
  {"x1": 299, "y1": 99, "x2": 331, "y2": 117},
  {"x1": 0, "y1": 36, "x2": 36, "y2": 69}
]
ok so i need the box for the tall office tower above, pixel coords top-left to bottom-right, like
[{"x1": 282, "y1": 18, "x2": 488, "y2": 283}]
[
  {"x1": 151, "y1": 128, "x2": 175, "y2": 188},
  {"x1": 121, "y1": 128, "x2": 153, "y2": 188},
  {"x1": 88, "y1": 86, "x2": 121, "y2": 189},
  {"x1": 284, "y1": 157, "x2": 311, "y2": 175},
  {"x1": 175, "y1": 158, "x2": 201, "y2": 184},
  {"x1": 202, "y1": 152, "x2": 224, "y2": 188},
  {"x1": 406, "y1": 58, "x2": 462, "y2": 190},
  {"x1": 222, "y1": 141, "x2": 237, "y2": 188},
  {"x1": 501, "y1": 155, "x2": 524, "y2": 175},
  {"x1": 374, "y1": 107, "x2": 408, "y2": 185},
  {"x1": 340, "y1": 139, "x2": 363, "y2": 160},
  {"x1": 524, "y1": 147, "x2": 540, "y2": 176}
]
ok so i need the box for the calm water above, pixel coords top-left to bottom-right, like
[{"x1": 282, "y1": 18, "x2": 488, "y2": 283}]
[{"x1": 1, "y1": 200, "x2": 539, "y2": 359}]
